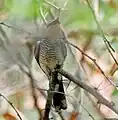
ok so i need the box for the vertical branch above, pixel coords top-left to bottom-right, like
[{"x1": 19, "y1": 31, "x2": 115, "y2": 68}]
[
  {"x1": 43, "y1": 72, "x2": 56, "y2": 120},
  {"x1": 85, "y1": 0, "x2": 118, "y2": 66},
  {"x1": 0, "y1": 25, "x2": 42, "y2": 119},
  {"x1": 18, "y1": 64, "x2": 43, "y2": 120}
]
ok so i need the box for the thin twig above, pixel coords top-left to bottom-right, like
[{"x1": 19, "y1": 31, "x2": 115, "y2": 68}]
[
  {"x1": 85, "y1": 0, "x2": 118, "y2": 67},
  {"x1": 0, "y1": 25, "x2": 42, "y2": 119},
  {"x1": 0, "y1": 22, "x2": 31, "y2": 35},
  {"x1": 85, "y1": 92, "x2": 105, "y2": 118},
  {"x1": 78, "y1": 88, "x2": 84, "y2": 114},
  {"x1": 19, "y1": 64, "x2": 66, "y2": 120},
  {"x1": 58, "y1": 111, "x2": 65, "y2": 120},
  {"x1": 0, "y1": 22, "x2": 40, "y2": 120},
  {"x1": 85, "y1": 0, "x2": 114, "y2": 52},
  {"x1": 18, "y1": 64, "x2": 44, "y2": 120},
  {"x1": 79, "y1": 100, "x2": 95, "y2": 120},
  {"x1": 44, "y1": 0, "x2": 67, "y2": 18},
  {"x1": 111, "y1": 67, "x2": 118, "y2": 76},
  {"x1": 58, "y1": 69, "x2": 118, "y2": 115},
  {"x1": 44, "y1": 0, "x2": 67, "y2": 11},
  {"x1": 109, "y1": 64, "x2": 118, "y2": 76},
  {"x1": 39, "y1": 7, "x2": 48, "y2": 26},
  {"x1": 0, "y1": 94, "x2": 22, "y2": 120},
  {"x1": 0, "y1": 25, "x2": 10, "y2": 41},
  {"x1": 43, "y1": 80, "x2": 54, "y2": 120},
  {"x1": 44, "y1": 0, "x2": 59, "y2": 10},
  {"x1": 66, "y1": 40, "x2": 117, "y2": 89},
  {"x1": 104, "y1": 118, "x2": 118, "y2": 120}
]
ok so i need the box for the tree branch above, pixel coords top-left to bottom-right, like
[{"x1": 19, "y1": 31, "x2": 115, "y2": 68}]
[
  {"x1": 58, "y1": 69, "x2": 118, "y2": 115},
  {"x1": 85, "y1": 0, "x2": 118, "y2": 67},
  {"x1": 0, "y1": 22, "x2": 31, "y2": 35},
  {"x1": 104, "y1": 118, "x2": 118, "y2": 120},
  {"x1": 65, "y1": 40, "x2": 117, "y2": 89},
  {"x1": 0, "y1": 94, "x2": 22, "y2": 120}
]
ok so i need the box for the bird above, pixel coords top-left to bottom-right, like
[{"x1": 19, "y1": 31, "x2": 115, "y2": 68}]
[{"x1": 34, "y1": 18, "x2": 67, "y2": 112}]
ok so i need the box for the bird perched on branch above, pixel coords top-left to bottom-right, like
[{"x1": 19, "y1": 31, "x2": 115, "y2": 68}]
[{"x1": 34, "y1": 18, "x2": 67, "y2": 112}]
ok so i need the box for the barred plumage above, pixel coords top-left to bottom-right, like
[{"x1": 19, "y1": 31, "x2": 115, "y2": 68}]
[
  {"x1": 34, "y1": 20, "x2": 67, "y2": 112},
  {"x1": 39, "y1": 38, "x2": 67, "y2": 70}
]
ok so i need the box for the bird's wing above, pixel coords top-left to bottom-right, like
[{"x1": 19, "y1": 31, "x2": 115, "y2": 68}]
[
  {"x1": 34, "y1": 41, "x2": 40, "y2": 64},
  {"x1": 34, "y1": 41, "x2": 50, "y2": 78}
]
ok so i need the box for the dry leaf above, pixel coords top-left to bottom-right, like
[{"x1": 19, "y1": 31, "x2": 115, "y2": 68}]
[
  {"x1": 3, "y1": 112, "x2": 16, "y2": 120},
  {"x1": 69, "y1": 112, "x2": 79, "y2": 120}
]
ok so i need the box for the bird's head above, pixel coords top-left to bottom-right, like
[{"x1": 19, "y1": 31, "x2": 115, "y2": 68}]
[{"x1": 46, "y1": 18, "x2": 64, "y2": 40}]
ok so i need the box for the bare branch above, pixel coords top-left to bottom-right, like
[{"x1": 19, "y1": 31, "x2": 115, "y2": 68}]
[
  {"x1": 85, "y1": 91, "x2": 105, "y2": 118},
  {"x1": 39, "y1": 7, "x2": 48, "y2": 26},
  {"x1": 44, "y1": 0, "x2": 67, "y2": 11},
  {"x1": 0, "y1": 94, "x2": 22, "y2": 120},
  {"x1": 85, "y1": 0, "x2": 118, "y2": 67},
  {"x1": 109, "y1": 64, "x2": 118, "y2": 76},
  {"x1": 18, "y1": 64, "x2": 44, "y2": 120},
  {"x1": 104, "y1": 118, "x2": 118, "y2": 120},
  {"x1": 44, "y1": 0, "x2": 67, "y2": 18},
  {"x1": 0, "y1": 25, "x2": 42, "y2": 119},
  {"x1": 0, "y1": 22, "x2": 31, "y2": 35},
  {"x1": 58, "y1": 69, "x2": 118, "y2": 115},
  {"x1": 65, "y1": 40, "x2": 117, "y2": 89},
  {"x1": 44, "y1": 0, "x2": 59, "y2": 10},
  {"x1": 79, "y1": 100, "x2": 95, "y2": 120},
  {"x1": 58, "y1": 111, "x2": 65, "y2": 120}
]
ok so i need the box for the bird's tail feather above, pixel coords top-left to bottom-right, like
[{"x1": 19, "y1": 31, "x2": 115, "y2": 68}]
[{"x1": 52, "y1": 71, "x2": 67, "y2": 112}]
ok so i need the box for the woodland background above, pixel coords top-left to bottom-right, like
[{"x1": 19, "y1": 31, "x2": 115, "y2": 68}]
[{"x1": 0, "y1": 0, "x2": 118, "y2": 120}]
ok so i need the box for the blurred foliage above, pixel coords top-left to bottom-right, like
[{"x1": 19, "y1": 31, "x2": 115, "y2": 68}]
[
  {"x1": 113, "y1": 89, "x2": 118, "y2": 95},
  {"x1": 0, "y1": 0, "x2": 117, "y2": 30},
  {"x1": 0, "y1": 0, "x2": 117, "y2": 29},
  {"x1": 0, "y1": 0, "x2": 118, "y2": 120},
  {"x1": 100, "y1": 0, "x2": 116, "y2": 21}
]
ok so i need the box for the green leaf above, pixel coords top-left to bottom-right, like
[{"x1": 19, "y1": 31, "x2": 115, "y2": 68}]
[
  {"x1": 5, "y1": 0, "x2": 44, "y2": 19},
  {"x1": 25, "y1": 0, "x2": 40, "y2": 19},
  {"x1": 62, "y1": 0, "x2": 93, "y2": 29},
  {"x1": 112, "y1": 89, "x2": 118, "y2": 95},
  {"x1": 0, "y1": 0, "x2": 13, "y2": 11},
  {"x1": 100, "y1": 0, "x2": 116, "y2": 22},
  {"x1": 8, "y1": 0, "x2": 32, "y2": 18}
]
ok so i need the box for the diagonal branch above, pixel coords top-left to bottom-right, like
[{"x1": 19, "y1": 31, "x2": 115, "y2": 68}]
[
  {"x1": 85, "y1": 0, "x2": 118, "y2": 67},
  {"x1": 18, "y1": 64, "x2": 44, "y2": 120},
  {"x1": 65, "y1": 40, "x2": 117, "y2": 89},
  {"x1": 0, "y1": 94, "x2": 22, "y2": 120},
  {"x1": 0, "y1": 22, "x2": 31, "y2": 35},
  {"x1": 78, "y1": 100, "x2": 95, "y2": 120},
  {"x1": 58, "y1": 69, "x2": 118, "y2": 115}
]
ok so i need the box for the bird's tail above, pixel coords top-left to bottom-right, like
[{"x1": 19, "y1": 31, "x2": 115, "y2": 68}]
[{"x1": 52, "y1": 71, "x2": 67, "y2": 112}]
